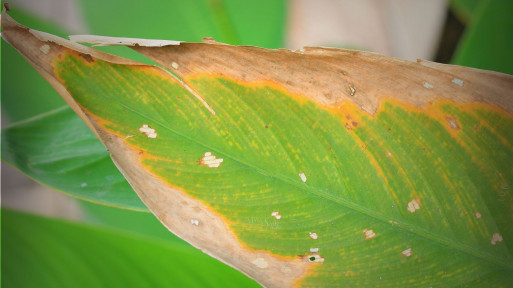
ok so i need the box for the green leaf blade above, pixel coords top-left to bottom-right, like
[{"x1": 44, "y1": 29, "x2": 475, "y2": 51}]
[
  {"x1": 2, "y1": 209, "x2": 260, "y2": 288},
  {"x1": 452, "y1": 0, "x2": 513, "y2": 75},
  {"x1": 52, "y1": 50, "x2": 513, "y2": 286},
  {"x1": 1, "y1": 107, "x2": 146, "y2": 211}
]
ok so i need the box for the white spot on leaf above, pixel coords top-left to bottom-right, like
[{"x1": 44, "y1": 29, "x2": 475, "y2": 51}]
[
  {"x1": 40, "y1": 44, "x2": 50, "y2": 54},
  {"x1": 299, "y1": 172, "x2": 307, "y2": 183},
  {"x1": 251, "y1": 258, "x2": 268, "y2": 269},
  {"x1": 363, "y1": 229, "x2": 376, "y2": 240},
  {"x1": 69, "y1": 35, "x2": 181, "y2": 47},
  {"x1": 475, "y1": 212, "x2": 482, "y2": 219},
  {"x1": 190, "y1": 219, "x2": 199, "y2": 226},
  {"x1": 199, "y1": 152, "x2": 224, "y2": 168},
  {"x1": 310, "y1": 248, "x2": 319, "y2": 253},
  {"x1": 386, "y1": 151, "x2": 393, "y2": 157},
  {"x1": 350, "y1": 86, "x2": 356, "y2": 96},
  {"x1": 407, "y1": 199, "x2": 421, "y2": 213},
  {"x1": 139, "y1": 124, "x2": 157, "y2": 138},
  {"x1": 81, "y1": 182, "x2": 87, "y2": 188},
  {"x1": 309, "y1": 232, "x2": 318, "y2": 240},
  {"x1": 171, "y1": 62, "x2": 179, "y2": 69},
  {"x1": 401, "y1": 248, "x2": 412, "y2": 257},
  {"x1": 452, "y1": 78, "x2": 464, "y2": 87},
  {"x1": 271, "y1": 211, "x2": 282, "y2": 220},
  {"x1": 423, "y1": 82, "x2": 433, "y2": 89},
  {"x1": 491, "y1": 233, "x2": 503, "y2": 245}
]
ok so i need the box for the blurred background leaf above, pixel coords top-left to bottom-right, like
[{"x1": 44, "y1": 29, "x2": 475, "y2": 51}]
[
  {"x1": 451, "y1": 0, "x2": 513, "y2": 74},
  {"x1": 1, "y1": 209, "x2": 261, "y2": 288}
]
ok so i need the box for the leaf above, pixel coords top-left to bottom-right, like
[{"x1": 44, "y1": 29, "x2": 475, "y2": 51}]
[
  {"x1": 450, "y1": 0, "x2": 483, "y2": 23},
  {"x1": 79, "y1": 0, "x2": 287, "y2": 48},
  {"x1": 1, "y1": 106, "x2": 146, "y2": 211},
  {"x1": 3, "y1": 11, "x2": 513, "y2": 287},
  {"x1": 2, "y1": 209, "x2": 260, "y2": 288},
  {"x1": 452, "y1": 0, "x2": 513, "y2": 75}
]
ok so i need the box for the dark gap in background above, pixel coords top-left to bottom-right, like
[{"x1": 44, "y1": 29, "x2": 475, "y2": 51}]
[{"x1": 434, "y1": 8, "x2": 466, "y2": 64}]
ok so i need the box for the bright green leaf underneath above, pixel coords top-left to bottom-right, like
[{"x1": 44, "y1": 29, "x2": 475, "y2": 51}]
[{"x1": 2, "y1": 209, "x2": 260, "y2": 288}]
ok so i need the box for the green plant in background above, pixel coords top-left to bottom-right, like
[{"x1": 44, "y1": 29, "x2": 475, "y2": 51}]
[{"x1": 2, "y1": 0, "x2": 513, "y2": 287}]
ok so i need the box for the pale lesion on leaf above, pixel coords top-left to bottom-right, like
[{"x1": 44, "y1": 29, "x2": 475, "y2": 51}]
[
  {"x1": 401, "y1": 248, "x2": 413, "y2": 257},
  {"x1": 363, "y1": 229, "x2": 376, "y2": 240},
  {"x1": 138, "y1": 124, "x2": 157, "y2": 138},
  {"x1": 407, "y1": 198, "x2": 421, "y2": 213},
  {"x1": 491, "y1": 233, "x2": 503, "y2": 245},
  {"x1": 445, "y1": 116, "x2": 461, "y2": 130},
  {"x1": 199, "y1": 152, "x2": 224, "y2": 168},
  {"x1": 271, "y1": 211, "x2": 282, "y2": 220}
]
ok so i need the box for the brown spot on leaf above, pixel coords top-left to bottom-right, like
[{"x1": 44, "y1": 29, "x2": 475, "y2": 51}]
[
  {"x1": 344, "y1": 115, "x2": 359, "y2": 130},
  {"x1": 79, "y1": 53, "x2": 94, "y2": 63},
  {"x1": 474, "y1": 125, "x2": 481, "y2": 131},
  {"x1": 202, "y1": 37, "x2": 216, "y2": 44}
]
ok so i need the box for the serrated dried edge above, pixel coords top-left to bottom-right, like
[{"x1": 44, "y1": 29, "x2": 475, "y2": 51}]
[{"x1": 69, "y1": 34, "x2": 181, "y2": 47}]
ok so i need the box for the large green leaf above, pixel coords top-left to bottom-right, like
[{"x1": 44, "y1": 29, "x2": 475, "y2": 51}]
[
  {"x1": 79, "y1": 0, "x2": 286, "y2": 48},
  {"x1": 1, "y1": 107, "x2": 146, "y2": 211},
  {"x1": 2, "y1": 209, "x2": 260, "y2": 288},
  {"x1": 3, "y1": 11, "x2": 513, "y2": 287},
  {"x1": 451, "y1": 0, "x2": 513, "y2": 75}
]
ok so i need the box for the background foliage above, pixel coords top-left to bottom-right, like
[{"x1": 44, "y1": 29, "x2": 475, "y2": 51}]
[{"x1": 2, "y1": 0, "x2": 512, "y2": 287}]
